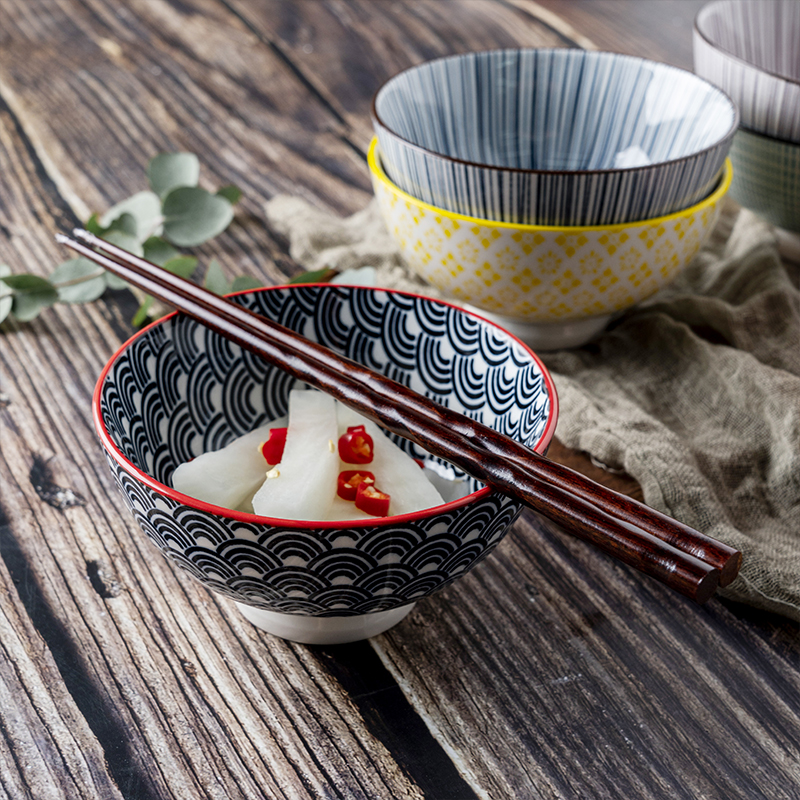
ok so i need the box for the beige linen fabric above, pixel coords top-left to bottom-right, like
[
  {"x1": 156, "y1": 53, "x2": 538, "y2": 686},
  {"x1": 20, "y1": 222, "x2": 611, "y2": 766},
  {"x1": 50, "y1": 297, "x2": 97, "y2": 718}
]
[{"x1": 265, "y1": 195, "x2": 800, "y2": 620}]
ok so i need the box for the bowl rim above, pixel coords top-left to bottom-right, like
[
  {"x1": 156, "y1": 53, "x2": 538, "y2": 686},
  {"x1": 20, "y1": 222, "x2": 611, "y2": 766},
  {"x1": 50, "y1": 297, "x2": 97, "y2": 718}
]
[
  {"x1": 371, "y1": 47, "x2": 739, "y2": 178},
  {"x1": 93, "y1": 283, "x2": 559, "y2": 529},
  {"x1": 694, "y1": 0, "x2": 800, "y2": 90},
  {"x1": 368, "y1": 137, "x2": 733, "y2": 233}
]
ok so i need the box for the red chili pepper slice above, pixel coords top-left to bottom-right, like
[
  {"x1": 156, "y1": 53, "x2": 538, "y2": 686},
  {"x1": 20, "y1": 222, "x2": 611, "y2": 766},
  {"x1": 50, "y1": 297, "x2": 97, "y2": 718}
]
[
  {"x1": 355, "y1": 481, "x2": 391, "y2": 517},
  {"x1": 337, "y1": 470, "x2": 375, "y2": 501},
  {"x1": 259, "y1": 427, "x2": 287, "y2": 464},
  {"x1": 338, "y1": 425, "x2": 374, "y2": 464}
]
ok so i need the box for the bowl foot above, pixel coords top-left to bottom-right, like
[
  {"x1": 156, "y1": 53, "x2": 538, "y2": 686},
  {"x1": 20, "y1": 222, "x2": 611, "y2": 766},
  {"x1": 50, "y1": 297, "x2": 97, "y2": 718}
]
[
  {"x1": 234, "y1": 602, "x2": 417, "y2": 644},
  {"x1": 465, "y1": 307, "x2": 612, "y2": 350}
]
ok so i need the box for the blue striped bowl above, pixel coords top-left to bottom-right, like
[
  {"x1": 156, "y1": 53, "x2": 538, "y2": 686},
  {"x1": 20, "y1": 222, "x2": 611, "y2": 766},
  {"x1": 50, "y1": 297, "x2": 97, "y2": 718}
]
[
  {"x1": 694, "y1": 0, "x2": 800, "y2": 144},
  {"x1": 372, "y1": 48, "x2": 737, "y2": 227},
  {"x1": 93, "y1": 284, "x2": 557, "y2": 644}
]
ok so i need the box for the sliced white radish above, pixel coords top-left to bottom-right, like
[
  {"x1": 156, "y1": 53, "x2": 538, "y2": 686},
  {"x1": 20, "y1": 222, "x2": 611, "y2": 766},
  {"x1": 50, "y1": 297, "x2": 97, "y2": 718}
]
[
  {"x1": 172, "y1": 415, "x2": 287, "y2": 510},
  {"x1": 327, "y1": 496, "x2": 373, "y2": 521},
  {"x1": 336, "y1": 405, "x2": 444, "y2": 516},
  {"x1": 252, "y1": 390, "x2": 339, "y2": 521}
]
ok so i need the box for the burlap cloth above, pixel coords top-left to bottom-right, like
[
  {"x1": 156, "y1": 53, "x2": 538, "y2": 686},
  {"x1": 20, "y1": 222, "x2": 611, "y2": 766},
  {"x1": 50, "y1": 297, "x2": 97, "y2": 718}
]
[{"x1": 265, "y1": 195, "x2": 800, "y2": 620}]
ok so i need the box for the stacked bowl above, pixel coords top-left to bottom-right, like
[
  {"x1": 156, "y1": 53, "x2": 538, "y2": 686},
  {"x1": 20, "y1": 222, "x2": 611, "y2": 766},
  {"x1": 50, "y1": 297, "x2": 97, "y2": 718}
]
[
  {"x1": 694, "y1": 0, "x2": 800, "y2": 234},
  {"x1": 371, "y1": 48, "x2": 737, "y2": 349}
]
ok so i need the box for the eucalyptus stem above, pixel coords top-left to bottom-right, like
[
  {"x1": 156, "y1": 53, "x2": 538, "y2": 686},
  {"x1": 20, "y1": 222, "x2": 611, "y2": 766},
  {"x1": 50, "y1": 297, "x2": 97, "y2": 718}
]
[{"x1": 51, "y1": 268, "x2": 107, "y2": 288}]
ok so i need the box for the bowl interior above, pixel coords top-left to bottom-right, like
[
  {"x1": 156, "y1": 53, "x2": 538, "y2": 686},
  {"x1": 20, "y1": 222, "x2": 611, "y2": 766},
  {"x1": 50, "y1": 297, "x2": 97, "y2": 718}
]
[
  {"x1": 374, "y1": 48, "x2": 736, "y2": 172},
  {"x1": 696, "y1": 0, "x2": 800, "y2": 82},
  {"x1": 95, "y1": 285, "x2": 556, "y2": 517}
]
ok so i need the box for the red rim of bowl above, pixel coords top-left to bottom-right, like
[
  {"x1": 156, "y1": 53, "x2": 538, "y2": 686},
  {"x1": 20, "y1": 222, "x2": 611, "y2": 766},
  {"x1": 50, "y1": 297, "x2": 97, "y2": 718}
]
[
  {"x1": 370, "y1": 47, "x2": 739, "y2": 178},
  {"x1": 92, "y1": 283, "x2": 560, "y2": 530},
  {"x1": 694, "y1": 1, "x2": 800, "y2": 90}
]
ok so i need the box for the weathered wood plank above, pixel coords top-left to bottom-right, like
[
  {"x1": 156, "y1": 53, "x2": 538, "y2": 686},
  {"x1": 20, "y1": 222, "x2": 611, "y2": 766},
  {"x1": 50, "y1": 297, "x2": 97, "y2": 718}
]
[
  {"x1": 0, "y1": 1, "x2": 464, "y2": 797},
  {"x1": 374, "y1": 512, "x2": 800, "y2": 799},
  {"x1": 224, "y1": 0, "x2": 579, "y2": 142},
  {"x1": 531, "y1": 0, "x2": 706, "y2": 69}
]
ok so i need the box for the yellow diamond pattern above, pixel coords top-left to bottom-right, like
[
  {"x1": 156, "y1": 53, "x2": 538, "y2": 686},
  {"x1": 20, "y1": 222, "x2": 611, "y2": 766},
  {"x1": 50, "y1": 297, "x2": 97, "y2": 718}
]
[{"x1": 374, "y1": 178, "x2": 724, "y2": 323}]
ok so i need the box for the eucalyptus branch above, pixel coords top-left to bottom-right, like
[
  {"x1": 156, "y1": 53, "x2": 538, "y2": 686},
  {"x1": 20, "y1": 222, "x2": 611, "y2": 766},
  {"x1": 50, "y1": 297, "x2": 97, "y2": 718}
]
[{"x1": 0, "y1": 152, "x2": 254, "y2": 328}]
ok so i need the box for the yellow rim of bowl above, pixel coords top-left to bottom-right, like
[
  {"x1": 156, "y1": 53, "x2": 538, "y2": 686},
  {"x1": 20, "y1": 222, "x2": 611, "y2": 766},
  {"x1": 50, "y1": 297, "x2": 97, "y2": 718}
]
[{"x1": 367, "y1": 137, "x2": 733, "y2": 232}]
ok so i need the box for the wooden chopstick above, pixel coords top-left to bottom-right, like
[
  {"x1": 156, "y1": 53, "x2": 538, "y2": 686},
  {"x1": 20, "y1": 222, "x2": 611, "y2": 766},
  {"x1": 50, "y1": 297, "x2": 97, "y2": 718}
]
[{"x1": 58, "y1": 229, "x2": 741, "y2": 603}]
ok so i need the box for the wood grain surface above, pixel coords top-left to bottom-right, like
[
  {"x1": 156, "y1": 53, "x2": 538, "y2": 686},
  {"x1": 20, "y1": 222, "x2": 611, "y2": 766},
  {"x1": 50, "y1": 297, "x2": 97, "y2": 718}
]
[{"x1": 0, "y1": 2, "x2": 798, "y2": 799}]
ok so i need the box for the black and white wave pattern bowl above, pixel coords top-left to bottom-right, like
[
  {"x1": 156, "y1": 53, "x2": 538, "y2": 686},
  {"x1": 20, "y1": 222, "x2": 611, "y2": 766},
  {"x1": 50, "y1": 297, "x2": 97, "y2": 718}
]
[
  {"x1": 694, "y1": 0, "x2": 800, "y2": 144},
  {"x1": 371, "y1": 48, "x2": 737, "y2": 227},
  {"x1": 94, "y1": 285, "x2": 557, "y2": 644}
]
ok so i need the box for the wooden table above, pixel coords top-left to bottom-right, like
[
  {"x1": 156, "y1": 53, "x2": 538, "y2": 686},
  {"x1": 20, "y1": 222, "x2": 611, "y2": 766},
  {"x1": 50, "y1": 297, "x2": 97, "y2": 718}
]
[{"x1": 1, "y1": 2, "x2": 799, "y2": 798}]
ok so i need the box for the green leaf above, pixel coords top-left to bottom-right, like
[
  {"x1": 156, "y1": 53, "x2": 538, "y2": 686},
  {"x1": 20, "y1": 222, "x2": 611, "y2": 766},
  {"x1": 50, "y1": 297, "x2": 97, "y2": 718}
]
[
  {"x1": 162, "y1": 255, "x2": 198, "y2": 280},
  {"x1": 1, "y1": 274, "x2": 58, "y2": 322},
  {"x1": 230, "y1": 275, "x2": 264, "y2": 292},
  {"x1": 287, "y1": 267, "x2": 338, "y2": 285},
  {"x1": 104, "y1": 273, "x2": 130, "y2": 291},
  {"x1": 98, "y1": 230, "x2": 143, "y2": 289},
  {"x1": 142, "y1": 236, "x2": 180, "y2": 267},
  {"x1": 216, "y1": 185, "x2": 242, "y2": 205},
  {"x1": 0, "y1": 266, "x2": 13, "y2": 324},
  {"x1": 85, "y1": 213, "x2": 104, "y2": 236},
  {"x1": 99, "y1": 190, "x2": 163, "y2": 241},
  {"x1": 162, "y1": 187, "x2": 234, "y2": 247},
  {"x1": 101, "y1": 229, "x2": 144, "y2": 257},
  {"x1": 204, "y1": 258, "x2": 230, "y2": 295},
  {"x1": 105, "y1": 211, "x2": 138, "y2": 238},
  {"x1": 132, "y1": 295, "x2": 154, "y2": 328},
  {"x1": 148, "y1": 153, "x2": 200, "y2": 199},
  {"x1": 50, "y1": 258, "x2": 107, "y2": 303}
]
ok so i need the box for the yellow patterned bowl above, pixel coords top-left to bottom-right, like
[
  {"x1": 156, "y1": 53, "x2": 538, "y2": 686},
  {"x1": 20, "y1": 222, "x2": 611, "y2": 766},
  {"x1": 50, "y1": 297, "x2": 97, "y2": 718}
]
[{"x1": 369, "y1": 138, "x2": 732, "y2": 349}]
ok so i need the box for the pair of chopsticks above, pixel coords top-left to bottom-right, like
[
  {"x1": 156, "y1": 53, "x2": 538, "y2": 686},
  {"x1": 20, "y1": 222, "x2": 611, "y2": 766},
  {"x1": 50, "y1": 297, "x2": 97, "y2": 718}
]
[{"x1": 58, "y1": 229, "x2": 741, "y2": 604}]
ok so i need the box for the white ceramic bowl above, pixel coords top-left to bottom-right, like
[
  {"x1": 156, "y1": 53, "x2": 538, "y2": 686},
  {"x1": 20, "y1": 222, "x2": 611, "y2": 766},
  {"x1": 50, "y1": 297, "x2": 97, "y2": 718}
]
[
  {"x1": 694, "y1": 0, "x2": 800, "y2": 143},
  {"x1": 370, "y1": 138, "x2": 732, "y2": 350},
  {"x1": 373, "y1": 48, "x2": 737, "y2": 226},
  {"x1": 93, "y1": 284, "x2": 557, "y2": 644}
]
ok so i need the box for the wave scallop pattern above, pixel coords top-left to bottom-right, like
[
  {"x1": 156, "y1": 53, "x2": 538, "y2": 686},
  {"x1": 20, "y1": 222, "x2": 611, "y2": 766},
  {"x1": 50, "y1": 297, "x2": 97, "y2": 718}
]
[{"x1": 98, "y1": 285, "x2": 550, "y2": 616}]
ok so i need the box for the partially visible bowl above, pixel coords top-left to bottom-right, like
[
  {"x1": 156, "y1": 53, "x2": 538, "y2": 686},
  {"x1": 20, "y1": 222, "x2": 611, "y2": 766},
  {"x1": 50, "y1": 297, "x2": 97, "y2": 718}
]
[
  {"x1": 93, "y1": 284, "x2": 557, "y2": 644},
  {"x1": 728, "y1": 126, "x2": 800, "y2": 233},
  {"x1": 694, "y1": 0, "x2": 800, "y2": 143},
  {"x1": 369, "y1": 138, "x2": 732, "y2": 350},
  {"x1": 372, "y1": 48, "x2": 737, "y2": 226}
]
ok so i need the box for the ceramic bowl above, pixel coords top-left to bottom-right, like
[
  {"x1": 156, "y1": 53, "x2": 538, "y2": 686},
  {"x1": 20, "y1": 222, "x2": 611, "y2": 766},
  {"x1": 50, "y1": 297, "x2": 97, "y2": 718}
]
[
  {"x1": 93, "y1": 284, "x2": 557, "y2": 644},
  {"x1": 728, "y1": 126, "x2": 800, "y2": 233},
  {"x1": 372, "y1": 48, "x2": 737, "y2": 226},
  {"x1": 694, "y1": 0, "x2": 800, "y2": 144},
  {"x1": 369, "y1": 139, "x2": 732, "y2": 350}
]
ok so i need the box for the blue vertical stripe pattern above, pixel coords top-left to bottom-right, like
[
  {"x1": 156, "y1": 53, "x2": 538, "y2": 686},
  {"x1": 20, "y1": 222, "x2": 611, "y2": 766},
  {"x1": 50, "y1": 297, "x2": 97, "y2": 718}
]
[{"x1": 372, "y1": 48, "x2": 736, "y2": 226}]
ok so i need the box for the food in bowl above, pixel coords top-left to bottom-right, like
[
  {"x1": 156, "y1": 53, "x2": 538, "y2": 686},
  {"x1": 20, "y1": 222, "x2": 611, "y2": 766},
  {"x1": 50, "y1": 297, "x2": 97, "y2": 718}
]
[
  {"x1": 173, "y1": 389, "x2": 446, "y2": 520},
  {"x1": 372, "y1": 48, "x2": 737, "y2": 226},
  {"x1": 369, "y1": 138, "x2": 732, "y2": 350},
  {"x1": 93, "y1": 284, "x2": 557, "y2": 643}
]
